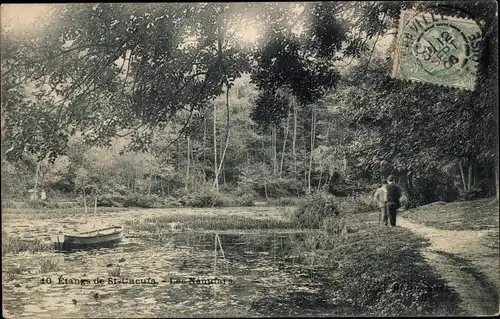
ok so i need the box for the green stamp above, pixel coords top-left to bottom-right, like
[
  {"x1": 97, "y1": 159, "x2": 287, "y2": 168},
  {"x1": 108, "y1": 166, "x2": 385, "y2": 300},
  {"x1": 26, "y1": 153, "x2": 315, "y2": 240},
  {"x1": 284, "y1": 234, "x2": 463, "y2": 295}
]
[{"x1": 391, "y1": 10, "x2": 483, "y2": 90}]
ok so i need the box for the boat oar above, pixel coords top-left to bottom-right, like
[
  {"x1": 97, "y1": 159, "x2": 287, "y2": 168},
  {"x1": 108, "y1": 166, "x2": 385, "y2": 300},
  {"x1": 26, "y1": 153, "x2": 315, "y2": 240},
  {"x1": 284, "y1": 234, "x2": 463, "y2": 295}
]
[
  {"x1": 84, "y1": 188, "x2": 87, "y2": 224},
  {"x1": 94, "y1": 197, "x2": 97, "y2": 230}
]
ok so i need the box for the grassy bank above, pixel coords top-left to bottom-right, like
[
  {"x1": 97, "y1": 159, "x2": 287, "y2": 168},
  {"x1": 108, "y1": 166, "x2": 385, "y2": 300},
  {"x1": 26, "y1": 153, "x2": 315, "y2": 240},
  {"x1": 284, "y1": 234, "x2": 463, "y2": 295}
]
[
  {"x1": 285, "y1": 192, "x2": 462, "y2": 316},
  {"x1": 401, "y1": 197, "x2": 499, "y2": 231},
  {"x1": 333, "y1": 227, "x2": 460, "y2": 316},
  {"x1": 293, "y1": 220, "x2": 461, "y2": 316}
]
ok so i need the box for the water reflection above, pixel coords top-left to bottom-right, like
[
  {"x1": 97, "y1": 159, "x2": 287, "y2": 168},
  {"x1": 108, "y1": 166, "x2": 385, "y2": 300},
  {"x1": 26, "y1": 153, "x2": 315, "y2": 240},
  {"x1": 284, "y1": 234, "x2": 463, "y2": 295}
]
[
  {"x1": 153, "y1": 231, "x2": 337, "y2": 317},
  {"x1": 4, "y1": 230, "x2": 338, "y2": 317}
]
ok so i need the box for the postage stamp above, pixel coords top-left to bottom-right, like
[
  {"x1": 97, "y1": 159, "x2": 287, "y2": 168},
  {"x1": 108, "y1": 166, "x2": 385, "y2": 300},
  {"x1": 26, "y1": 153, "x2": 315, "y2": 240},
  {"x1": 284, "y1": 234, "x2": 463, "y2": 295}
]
[{"x1": 391, "y1": 10, "x2": 483, "y2": 90}]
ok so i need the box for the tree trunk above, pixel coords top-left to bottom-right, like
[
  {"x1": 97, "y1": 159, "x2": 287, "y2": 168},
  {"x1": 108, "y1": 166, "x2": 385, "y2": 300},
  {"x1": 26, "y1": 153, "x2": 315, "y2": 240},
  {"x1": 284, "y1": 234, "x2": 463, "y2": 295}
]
[
  {"x1": 213, "y1": 84, "x2": 230, "y2": 191},
  {"x1": 220, "y1": 120, "x2": 224, "y2": 165},
  {"x1": 497, "y1": 119, "x2": 500, "y2": 200},
  {"x1": 223, "y1": 162, "x2": 227, "y2": 187},
  {"x1": 185, "y1": 136, "x2": 190, "y2": 191},
  {"x1": 132, "y1": 175, "x2": 136, "y2": 194},
  {"x1": 177, "y1": 139, "x2": 180, "y2": 171},
  {"x1": 467, "y1": 163, "x2": 473, "y2": 191},
  {"x1": 261, "y1": 138, "x2": 268, "y2": 200},
  {"x1": 317, "y1": 170, "x2": 323, "y2": 190},
  {"x1": 280, "y1": 107, "x2": 291, "y2": 178},
  {"x1": 495, "y1": 57, "x2": 499, "y2": 200},
  {"x1": 303, "y1": 131, "x2": 308, "y2": 190},
  {"x1": 33, "y1": 161, "x2": 41, "y2": 197},
  {"x1": 83, "y1": 184, "x2": 87, "y2": 223},
  {"x1": 213, "y1": 97, "x2": 218, "y2": 193},
  {"x1": 459, "y1": 161, "x2": 467, "y2": 191},
  {"x1": 307, "y1": 105, "x2": 316, "y2": 194},
  {"x1": 203, "y1": 116, "x2": 207, "y2": 167},
  {"x1": 264, "y1": 168, "x2": 269, "y2": 200},
  {"x1": 292, "y1": 100, "x2": 298, "y2": 183},
  {"x1": 473, "y1": 162, "x2": 478, "y2": 187},
  {"x1": 212, "y1": 10, "x2": 227, "y2": 194},
  {"x1": 191, "y1": 140, "x2": 196, "y2": 190},
  {"x1": 405, "y1": 171, "x2": 415, "y2": 208},
  {"x1": 343, "y1": 151, "x2": 347, "y2": 172},
  {"x1": 271, "y1": 124, "x2": 278, "y2": 177}
]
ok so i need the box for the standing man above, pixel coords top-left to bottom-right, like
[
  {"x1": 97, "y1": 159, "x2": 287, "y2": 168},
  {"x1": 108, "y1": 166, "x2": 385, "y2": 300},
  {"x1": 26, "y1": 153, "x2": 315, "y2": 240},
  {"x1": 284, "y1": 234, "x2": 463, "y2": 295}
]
[
  {"x1": 386, "y1": 175, "x2": 402, "y2": 227},
  {"x1": 374, "y1": 181, "x2": 388, "y2": 226}
]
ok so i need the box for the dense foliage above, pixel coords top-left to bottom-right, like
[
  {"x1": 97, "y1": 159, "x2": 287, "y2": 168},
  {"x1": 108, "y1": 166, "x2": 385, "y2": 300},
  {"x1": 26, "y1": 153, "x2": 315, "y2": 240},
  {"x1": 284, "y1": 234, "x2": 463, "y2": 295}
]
[{"x1": 1, "y1": 1, "x2": 498, "y2": 206}]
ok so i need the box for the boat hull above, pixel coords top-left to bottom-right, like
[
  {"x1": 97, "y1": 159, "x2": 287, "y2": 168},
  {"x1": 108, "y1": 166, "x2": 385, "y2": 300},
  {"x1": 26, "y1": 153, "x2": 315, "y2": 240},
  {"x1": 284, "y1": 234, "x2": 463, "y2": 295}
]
[{"x1": 51, "y1": 226, "x2": 123, "y2": 251}]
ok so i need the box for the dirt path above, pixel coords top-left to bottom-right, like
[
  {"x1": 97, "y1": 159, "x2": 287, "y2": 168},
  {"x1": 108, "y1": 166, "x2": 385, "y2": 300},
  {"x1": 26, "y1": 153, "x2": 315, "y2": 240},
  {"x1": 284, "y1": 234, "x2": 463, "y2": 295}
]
[{"x1": 398, "y1": 217, "x2": 499, "y2": 316}]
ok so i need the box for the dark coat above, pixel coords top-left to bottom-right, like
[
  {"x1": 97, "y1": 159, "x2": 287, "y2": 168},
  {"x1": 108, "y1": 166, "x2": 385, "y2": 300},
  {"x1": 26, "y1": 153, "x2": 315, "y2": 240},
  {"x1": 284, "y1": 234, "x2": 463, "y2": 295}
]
[{"x1": 386, "y1": 182, "x2": 402, "y2": 208}]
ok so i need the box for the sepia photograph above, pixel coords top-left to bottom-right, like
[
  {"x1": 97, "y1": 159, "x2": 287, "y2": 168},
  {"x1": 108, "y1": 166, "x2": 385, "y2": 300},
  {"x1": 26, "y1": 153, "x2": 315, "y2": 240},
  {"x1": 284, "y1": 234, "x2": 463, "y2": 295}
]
[{"x1": 1, "y1": 1, "x2": 498, "y2": 317}]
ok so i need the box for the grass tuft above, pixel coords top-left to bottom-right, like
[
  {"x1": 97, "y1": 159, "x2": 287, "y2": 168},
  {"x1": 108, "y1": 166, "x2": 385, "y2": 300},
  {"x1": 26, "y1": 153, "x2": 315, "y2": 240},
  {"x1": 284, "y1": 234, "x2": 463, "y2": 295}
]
[
  {"x1": 6, "y1": 272, "x2": 18, "y2": 281},
  {"x1": 2, "y1": 236, "x2": 51, "y2": 256},
  {"x1": 37, "y1": 258, "x2": 59, "y2": 273},
  {"x1": 108, "y1": 266, "x2": 122, "y2": 277}
]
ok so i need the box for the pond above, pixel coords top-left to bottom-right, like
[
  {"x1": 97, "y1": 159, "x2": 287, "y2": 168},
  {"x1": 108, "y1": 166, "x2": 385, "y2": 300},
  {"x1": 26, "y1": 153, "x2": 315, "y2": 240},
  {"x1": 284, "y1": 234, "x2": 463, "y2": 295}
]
[{"x1": 2, "y1": 208, "x2": 340, "y2": 318}]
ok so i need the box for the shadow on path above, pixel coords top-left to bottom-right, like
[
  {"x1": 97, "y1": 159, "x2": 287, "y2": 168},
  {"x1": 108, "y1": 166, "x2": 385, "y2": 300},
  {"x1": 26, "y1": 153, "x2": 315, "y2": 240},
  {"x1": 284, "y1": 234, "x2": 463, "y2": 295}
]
[
  {"x1": 431, "y1": 250, "x2": 499, "y2": 316},
  {"x1": 398, "y1": 217, "x2": 499, "y2": 316}
]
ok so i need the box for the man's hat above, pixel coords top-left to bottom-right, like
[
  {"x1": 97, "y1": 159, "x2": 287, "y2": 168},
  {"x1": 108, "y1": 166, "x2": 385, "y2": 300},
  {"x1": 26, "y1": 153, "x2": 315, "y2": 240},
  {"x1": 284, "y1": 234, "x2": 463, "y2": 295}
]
[{"x1": 387, "y1": 175, "x2": 395, "y2": 182}]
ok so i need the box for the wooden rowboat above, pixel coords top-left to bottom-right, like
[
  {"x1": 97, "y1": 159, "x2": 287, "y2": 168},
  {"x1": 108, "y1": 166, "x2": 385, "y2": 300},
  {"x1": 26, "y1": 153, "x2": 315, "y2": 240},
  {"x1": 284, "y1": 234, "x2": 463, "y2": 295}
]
[{"x1": 51, "y1": 226, "x2": 123, "y2": 251}]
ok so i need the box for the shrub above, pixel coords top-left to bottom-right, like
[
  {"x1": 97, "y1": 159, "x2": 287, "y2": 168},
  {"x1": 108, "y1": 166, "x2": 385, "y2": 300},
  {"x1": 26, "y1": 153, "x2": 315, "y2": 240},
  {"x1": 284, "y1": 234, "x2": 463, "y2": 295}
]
[
  {"x1": 236, "y1": 193, "x2": 255, "y2": 206},
  {"x1": 163, "y1": 196, "x2": 183, "y2": 207},
  {"x1": 267, "y1": 178, "x2": 303, "y2": 197},
  {"x1": 25, "y1": 200, "x2": 49, "y2": 209},
  {"x1": 328, "y1": 183, "x2": 369, "y2": 197},
  {"x1": 97, "y1": 193, "x2": 164, "y2": 208},
  {"x1": 458, "y1": 187, "x2": 482, "y2": 201},
  {"x1": 292, "y1": 191, "x2": 341, "y2": 228},
  {"x1": 411, "y1": 170, "x2": 459, "y2": 205},
  {"x1": 251, "y1": 178, "x2": 303, "y2": 198},
  {"x1": 50, "y1": 201, "x2": 80, "y2": 209},
  {"x1": 97, "y1": 194, "x2": 126, "y2": 207},
  {"x1": 123, "y1": 194, "x2": 164, "y2": 208},
  {"x1": 340, "y1": 193, "x2": 378, "y2": 214},
  {"x1": 228, "y1": 185, "x2": 256, "y2": 206},
  {"x1": 180, "y1": 188, "x2": 225, "y2": 208}
]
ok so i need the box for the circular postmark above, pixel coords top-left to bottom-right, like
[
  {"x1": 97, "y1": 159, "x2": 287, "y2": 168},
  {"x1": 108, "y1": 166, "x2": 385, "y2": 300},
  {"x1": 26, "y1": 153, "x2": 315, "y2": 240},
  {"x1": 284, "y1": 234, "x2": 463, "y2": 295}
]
[{"x1": 395, "y1": 11, "x2": 482, "y2": 89}]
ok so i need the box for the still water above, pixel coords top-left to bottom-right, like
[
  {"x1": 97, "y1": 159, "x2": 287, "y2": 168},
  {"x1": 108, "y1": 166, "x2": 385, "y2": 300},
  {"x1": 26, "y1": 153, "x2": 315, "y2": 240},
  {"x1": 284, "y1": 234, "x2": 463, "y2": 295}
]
[{"x1": 3, "y1": 230, "x2": 338, "y2": 318}]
